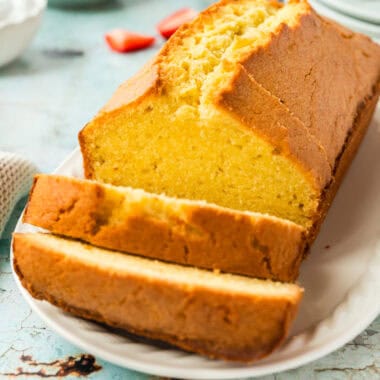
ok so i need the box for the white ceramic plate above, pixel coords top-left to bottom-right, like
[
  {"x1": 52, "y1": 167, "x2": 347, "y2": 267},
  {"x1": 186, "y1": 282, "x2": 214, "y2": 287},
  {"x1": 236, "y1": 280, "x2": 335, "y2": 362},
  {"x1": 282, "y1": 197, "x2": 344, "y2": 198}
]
[
  {"x1": 11, "y1": 107, "x2": 380, "y2": 379},
  {"x1": 309, "y1": 0, "x2": 380, "y2": 40},
  {"x1": 316, "y1": 0, "x2": 380, "y2": 25}
]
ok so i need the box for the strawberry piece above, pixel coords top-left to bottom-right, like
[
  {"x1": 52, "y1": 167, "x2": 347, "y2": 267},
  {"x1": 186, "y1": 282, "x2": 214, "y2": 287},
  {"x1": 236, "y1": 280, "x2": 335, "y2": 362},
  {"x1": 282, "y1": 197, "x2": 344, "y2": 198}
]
[
  {"x1": 105, "y1": 29, "x2": 155, "y2": 53},
  {"x1": 157, "y1": 8, "x2": 198, "y2": 39}
]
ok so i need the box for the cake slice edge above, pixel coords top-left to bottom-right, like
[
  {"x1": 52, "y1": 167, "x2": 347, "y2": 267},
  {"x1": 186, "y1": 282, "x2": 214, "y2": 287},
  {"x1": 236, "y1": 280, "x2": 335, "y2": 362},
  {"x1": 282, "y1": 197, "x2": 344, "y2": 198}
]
[
  {"x1": 13, "y1": 232, "x2": 303, "y2": 363},
  {"x1": 23, "y1": 174, "x2": 306, "y2": 282}
]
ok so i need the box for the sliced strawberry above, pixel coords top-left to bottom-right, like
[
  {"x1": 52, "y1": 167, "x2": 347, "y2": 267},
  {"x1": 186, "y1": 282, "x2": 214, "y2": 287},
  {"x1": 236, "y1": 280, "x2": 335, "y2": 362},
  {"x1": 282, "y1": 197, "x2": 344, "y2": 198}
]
[
  {"x1": 157, "y1": 8, "x2": 198, "y2": 39},
  {"x1": 105, "y1": 29, "x2": 155, "y2": 53}
]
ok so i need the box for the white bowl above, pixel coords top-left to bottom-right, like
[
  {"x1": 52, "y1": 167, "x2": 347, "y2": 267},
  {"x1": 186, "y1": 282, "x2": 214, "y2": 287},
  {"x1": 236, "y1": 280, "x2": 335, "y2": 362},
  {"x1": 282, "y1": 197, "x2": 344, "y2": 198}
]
[{"x1": 0, "y1": 0, "x2": 46, "y2": 68}]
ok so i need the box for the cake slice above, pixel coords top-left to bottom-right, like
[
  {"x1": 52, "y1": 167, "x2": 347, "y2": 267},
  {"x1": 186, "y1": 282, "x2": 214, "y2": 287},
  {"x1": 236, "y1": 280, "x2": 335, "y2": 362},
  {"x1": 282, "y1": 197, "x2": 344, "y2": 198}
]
[
  {"x1": 23, "y1": 174, "x2": 305, "y2": 282},
  {"x1": 79, "y1": 0, "x2": 380, "y2": 232},
  {"x1": 13, "y1": 232, "x2": 303, "y2": 362}
]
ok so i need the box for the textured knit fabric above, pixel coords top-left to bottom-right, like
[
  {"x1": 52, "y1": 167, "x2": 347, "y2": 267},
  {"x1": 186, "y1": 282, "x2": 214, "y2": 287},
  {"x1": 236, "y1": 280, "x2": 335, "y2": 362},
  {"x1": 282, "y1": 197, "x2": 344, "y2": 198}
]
[{"x1": 0, "y1": 152, "x2": 36, "y2": 237}]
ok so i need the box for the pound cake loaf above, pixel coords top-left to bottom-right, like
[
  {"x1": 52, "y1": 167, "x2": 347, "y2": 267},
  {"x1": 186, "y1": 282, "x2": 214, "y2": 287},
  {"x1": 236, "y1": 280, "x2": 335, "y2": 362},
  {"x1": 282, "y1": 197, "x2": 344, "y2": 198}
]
[
  {"x1": 24, "y1": 174, "x2": 305, "y2": 282},
  {"x1": 13, "y1": 232, "x2": 303, "y2": 362},
  {"x1": 80, "y1": 0, "x2": 380, "y2": 235}
]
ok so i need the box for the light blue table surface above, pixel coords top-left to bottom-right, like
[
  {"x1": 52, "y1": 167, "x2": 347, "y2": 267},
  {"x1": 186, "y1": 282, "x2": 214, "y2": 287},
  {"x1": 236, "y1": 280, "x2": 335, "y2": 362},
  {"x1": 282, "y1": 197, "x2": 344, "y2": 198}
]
[{"x1": 0, "y1": 0, "x2": 379, "y2": 378}]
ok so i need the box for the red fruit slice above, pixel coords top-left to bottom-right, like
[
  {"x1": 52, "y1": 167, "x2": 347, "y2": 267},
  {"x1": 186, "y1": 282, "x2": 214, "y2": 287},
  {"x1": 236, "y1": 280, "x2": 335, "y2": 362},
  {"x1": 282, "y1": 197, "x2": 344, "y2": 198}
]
[
  {"x1": 157, "y1": 8, "x2": 198, "y2": 39},
  {"x1": 105, "y1": 29, "x2": 155, "y2": 53}
]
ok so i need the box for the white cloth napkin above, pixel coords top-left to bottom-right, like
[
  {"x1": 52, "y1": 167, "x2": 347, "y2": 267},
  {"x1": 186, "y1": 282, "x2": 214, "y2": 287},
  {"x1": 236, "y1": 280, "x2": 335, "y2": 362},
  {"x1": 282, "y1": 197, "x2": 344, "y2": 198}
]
[{"x1": 0, "y1": 152, "x2": 36, "y2": 237}]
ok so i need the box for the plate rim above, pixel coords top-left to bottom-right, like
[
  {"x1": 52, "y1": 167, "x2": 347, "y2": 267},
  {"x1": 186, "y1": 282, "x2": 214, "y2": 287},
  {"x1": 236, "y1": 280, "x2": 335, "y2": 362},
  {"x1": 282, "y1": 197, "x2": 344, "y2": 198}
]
[
  {"x1": 315, "y1": 0, "x2": 380, "y2": 25},
  {"x1": 10, "y1": 147, "x2": 380, "y2": 379},
  {"x1": 309, "y1": 0, "x2": 380, "y2": 38}
]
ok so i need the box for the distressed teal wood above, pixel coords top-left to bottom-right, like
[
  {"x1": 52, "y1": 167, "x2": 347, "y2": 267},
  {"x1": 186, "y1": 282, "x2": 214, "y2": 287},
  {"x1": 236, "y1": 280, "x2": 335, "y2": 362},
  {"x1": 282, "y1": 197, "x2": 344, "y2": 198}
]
[{"x1": 0, "y1": 0, "x2": 379, "y2": 378}]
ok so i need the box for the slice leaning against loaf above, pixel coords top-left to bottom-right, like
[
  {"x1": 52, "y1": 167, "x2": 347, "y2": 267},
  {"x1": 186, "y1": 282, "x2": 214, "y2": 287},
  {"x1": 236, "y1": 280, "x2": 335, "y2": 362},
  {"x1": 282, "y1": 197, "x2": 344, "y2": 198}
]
[
  {"x1": 13, "y1": 232, "x2": 303, "y2": 362},
  {"x1": 23, "y1": 174, "x2": 306, "y2": 282}
]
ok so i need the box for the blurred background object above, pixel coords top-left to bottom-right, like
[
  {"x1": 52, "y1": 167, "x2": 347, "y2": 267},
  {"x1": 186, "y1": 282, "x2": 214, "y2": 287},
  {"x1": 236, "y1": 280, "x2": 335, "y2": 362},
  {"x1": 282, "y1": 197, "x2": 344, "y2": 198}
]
[
  {"x1": 0, "y1": 0, "x2": 46, "y2": 67},
  {"x1": 48, "y1": 0, "x2": 109, "y2": 8},
  {"x1": 0, "y1": 151, "x2": 36, "y2": 238},
  {"x1": 309, "y1": 0, "x2": 380, "y2": 41},
  {"x1": 316, "y1": 0, "x2": 380, "y2": 24}
]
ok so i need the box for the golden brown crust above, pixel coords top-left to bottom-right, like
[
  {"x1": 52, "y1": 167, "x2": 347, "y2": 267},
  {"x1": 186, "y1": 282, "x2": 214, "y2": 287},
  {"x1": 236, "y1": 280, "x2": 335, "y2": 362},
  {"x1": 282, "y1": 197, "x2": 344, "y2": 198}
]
[
  {"x1": 100, "y1": 60, "x2": 160, "y2": 114},
  {"x1": 217, "y1": 63, "x2": 331, "y2": 190},
  {"x1": 24, "y1": 174, "x2": 305, "y2": 282},
  {"x1": 306, "y1": 85, "x2": 380, "y2": 247},
  {"x1": 13, "y1": 233, "x2": 303, "y2": 363},
  {"x1": 78, "y1": 131, "x2": 92, "y2": 179},
  {"x1": 241, "y1": 8, "x2": 380, "y2": 166}
]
